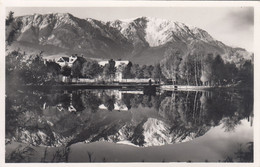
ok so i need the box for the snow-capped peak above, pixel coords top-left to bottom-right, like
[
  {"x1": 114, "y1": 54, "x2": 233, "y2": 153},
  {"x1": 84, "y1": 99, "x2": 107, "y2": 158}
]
[
  {"x1": 191, "y1": 27, "x2": 214, "y2": 42},
  {"x1": 109, "y1": 16, "x2": 216, "y2": 47},
  {"x1": 143, "y1": 17, "x2": 193, "y2": 47}
]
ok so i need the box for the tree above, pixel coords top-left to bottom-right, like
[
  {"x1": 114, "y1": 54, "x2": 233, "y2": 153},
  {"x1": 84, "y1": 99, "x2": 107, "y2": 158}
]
[
  {"x1": 6, "y1": 50, "x2": 55, "y2": 85},
  {"x1": 108, "y1": 59, "x2": 116, "y2": 77},
  {"x1": 27, "y1": 53, "x2": 49, "y2": 84},
  {"x1": 46, "y1": 62, "x2": 61, "y2": 75},
  {"x1": 147, "y1": 65, "x2": 154, "y2": 78},
  {"x1": 81, "y1": 61, "x2": 102, "y2": 79},
  {"x1": 161, "y1": 48, "x2": 182, "y2": 84},
  {"x1": 224, "y1": 62, "x2": 238, "y2": 85},
  {"x1": 71, "y1": 61, "x2": 82, "y2": 78},
  {"x1": 6, "y1": 11, "x2": 22, "y2": 46},
  {"x1": 103, "y1": 59, "x2": 116, "y2": 79},
  {"x1": 237, "y1": 60, "x2": 253, "y2": 89},
  {"x1": 131, "y1": 64, "x2": 144, "y2": 78},
  {"x1": 122, "y1": 62, "x2": 133, "y2": 79},
  {"x1": 103, "y1": 94, "x2": 115, "y2": 111},
  {"x1": 152, "y1": 63, "x2": 162, "y2": 83},
  {"x1": 142, "y1": 65, "x2": 153, "y2": 78},
  {"x1": 6, "y1": 11, "x2": 14, "y2": 26},
  {"x1": 178, "y1": 54, "x2": 190, "y2": 85},
  {"x1": 61, "y1": 65, "x2": 71, "y2": 77},
  {"x1": 71, "y1": 56, "x2": 87, "y2": 78},
  {"x1": 81, "y1": 92, "x2": 102, "y2": 112},
  {"x1": 46, "y1": 61, "x2": 61, "y2": 82},
  {"x1": 200, "y1": 53, "x2": 214, "y2": 86},
  {"x1": 212, "y1": 55, "x2": 225, "y2": 86}
]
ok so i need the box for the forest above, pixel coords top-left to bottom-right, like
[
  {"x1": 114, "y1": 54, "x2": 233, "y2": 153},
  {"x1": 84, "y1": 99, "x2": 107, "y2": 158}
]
[
  {"x1": 6, "y1": 48, "x2": 253, "y2": 90},
  {"x1": 161, "y1": 48, "x2": 253, "y2": 88}
]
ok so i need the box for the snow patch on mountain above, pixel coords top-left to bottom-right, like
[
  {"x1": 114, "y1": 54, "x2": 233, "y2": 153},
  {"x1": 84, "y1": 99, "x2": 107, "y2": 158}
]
[
  {"x1": 191, "y1": 27, "x2": 214, "y2": 42},
  {"x1": 145, "y1": 17, "x2": 174, "y2": 47}
]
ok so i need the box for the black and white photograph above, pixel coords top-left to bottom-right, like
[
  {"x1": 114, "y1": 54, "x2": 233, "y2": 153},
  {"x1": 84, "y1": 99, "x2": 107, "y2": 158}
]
[{"x1": 3, "y1": 2, "x2": 257, "y2": 164}]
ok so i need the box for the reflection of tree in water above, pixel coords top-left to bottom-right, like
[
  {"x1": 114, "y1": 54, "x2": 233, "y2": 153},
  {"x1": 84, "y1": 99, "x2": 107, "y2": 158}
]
[
  {"x1": 153, "y1": 90, "x2": 254, "y2": 141},
  {"x1": 102, "y1": 94, "x2": 116, "y2": 111},
  {"x1": 6, "y1": 145, "x2": 35, "y2": 162},
  {"x1": 141, "y1": 95, "x2": 153, "y2": 108},
  {"x1": 6, "y1": 89, "x2": 48, "y2": 142},
  {"x1": 80, "y1": 91, "x2": 102, "y2": 113},
  {"x1": 223, "y1": 142, "x2": 253, "y2": 162},
  {"x1": 71, "y1": 91, "x2": 85, "y2": 112},
  {"x1": 121, "y1": 93, "x2": 132, "y2": 110},
  {"x1": 6, "y1": 144, "x2": 71, "y2": 163},
  {"x1": 130, "y1": 94, "x2": 143, "y2": 108},
  {"x1": 122, "y1": 93, "x2": 164, "y2": 109},
  {"x1": 235, "y1": 142, "x2": 253, "y2": 162},
  {"x1": 207, "y1": 90, "x2": 253, "y2": 132},
  {"x1": 47, "y1": 93, "x2": 71, "y2": 109}
]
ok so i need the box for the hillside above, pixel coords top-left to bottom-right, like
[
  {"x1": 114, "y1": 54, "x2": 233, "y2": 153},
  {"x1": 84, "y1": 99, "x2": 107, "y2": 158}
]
[{"x1": 7, "y1": 13, "x2": 253, "y2": 65}]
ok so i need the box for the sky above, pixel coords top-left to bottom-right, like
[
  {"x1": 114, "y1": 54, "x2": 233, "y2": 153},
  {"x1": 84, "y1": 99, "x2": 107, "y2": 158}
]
[{"x1": 7, "y1": 7, "x2": 254, "y2": 52}]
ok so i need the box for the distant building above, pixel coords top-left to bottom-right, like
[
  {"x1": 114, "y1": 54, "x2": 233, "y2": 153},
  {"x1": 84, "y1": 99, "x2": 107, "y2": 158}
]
[
  {"x1": 56, "y1": 55, "x2": 77, "y2": 67},
  {"x1": 98, "y1": 60, "x2": 129, "y2": 68},
  {"x1": 98, "y1": 60, "x2": 129, "y2": 81}
]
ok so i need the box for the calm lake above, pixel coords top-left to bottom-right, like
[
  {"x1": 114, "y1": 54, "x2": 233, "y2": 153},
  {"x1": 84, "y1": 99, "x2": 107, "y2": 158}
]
[{"x1": 5, "y1": 87, "x2": 253, "y2": 162}]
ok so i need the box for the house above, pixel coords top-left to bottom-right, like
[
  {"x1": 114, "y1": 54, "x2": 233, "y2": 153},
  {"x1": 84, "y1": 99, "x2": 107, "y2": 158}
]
[
  {"x1": 56, "y1": 55, "x2": 78, "y2": 67},
  {"x1": 98, "y1": 60, "x2": 129, "y2": 81}
]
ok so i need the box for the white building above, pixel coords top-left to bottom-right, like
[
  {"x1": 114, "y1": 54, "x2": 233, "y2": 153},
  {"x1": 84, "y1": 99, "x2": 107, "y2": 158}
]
[
  {"x1": 56, "y1": 55, "x2": 77, "y2": 67},
  {"x1": 98, "y1": 60, "x2": 129, "y2": 68},
  {"x1": 98, "y1": 60, "x2": 129, "y2": 81}
]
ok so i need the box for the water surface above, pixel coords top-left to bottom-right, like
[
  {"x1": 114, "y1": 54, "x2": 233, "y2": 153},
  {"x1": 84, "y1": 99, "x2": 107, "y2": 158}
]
[{"x1": 5, "y1": 87, "x2": 253, "y2": 162}]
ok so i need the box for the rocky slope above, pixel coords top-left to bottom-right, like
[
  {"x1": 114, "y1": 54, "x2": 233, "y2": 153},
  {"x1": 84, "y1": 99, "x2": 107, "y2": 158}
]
[{"x1": 8, "y1": 13, "x2": 252, "y2": 65}]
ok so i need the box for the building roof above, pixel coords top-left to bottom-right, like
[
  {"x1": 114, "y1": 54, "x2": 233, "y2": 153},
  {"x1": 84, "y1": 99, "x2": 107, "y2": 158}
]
[
  {"x1": 62, "y1": 57, "x2": 70, "y2": 62},
  {"x1": 98, "y1": 60, "x2": 129, "y2": 67}
]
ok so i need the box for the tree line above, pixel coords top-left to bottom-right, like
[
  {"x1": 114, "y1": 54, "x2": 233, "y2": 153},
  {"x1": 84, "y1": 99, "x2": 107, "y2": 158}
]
[
  {"x1": 6, "y1": 48, "x2": 253, "y2": 88},
  {"x1": 161, "y1": 48, "x2": 253, "y2": 88},
  {"x1": 6, "y1": 49, "x2": 165, "y2": 85}
]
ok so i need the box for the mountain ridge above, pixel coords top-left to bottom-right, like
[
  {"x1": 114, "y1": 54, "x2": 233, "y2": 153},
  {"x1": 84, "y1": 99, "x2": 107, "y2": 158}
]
[{"x1": 8, "y1": 13, "x2": 253, "y2": 65}]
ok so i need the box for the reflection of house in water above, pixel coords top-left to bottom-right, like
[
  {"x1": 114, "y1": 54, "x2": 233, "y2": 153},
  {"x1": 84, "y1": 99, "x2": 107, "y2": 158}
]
[
  {"x1": 68, "y1": 93, "x2": 77, "y2": 112},
  {"x1": 53, "y1": 93, "x2": 76, "y2": 112},
  {"x1": 57, "y1": 104, "x2": 64, "y2": 112},
  {"x1": 97, "y1": 89, "x2": 123, "y2": 99},
  {"x1": 120, "y1": 90, "x2": 143, "y2": 94},
  {"x1": 98, "y1": 90, "x2": 130, "y2": 111},
  {"x1": 99, "y1": 103, "x2": 128, "y2": 111}
]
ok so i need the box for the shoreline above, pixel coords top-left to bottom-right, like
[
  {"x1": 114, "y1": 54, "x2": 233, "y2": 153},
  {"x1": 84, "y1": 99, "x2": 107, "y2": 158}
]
[{"x1": 6, "y1": 83, "x2": 253, "y2": 93}]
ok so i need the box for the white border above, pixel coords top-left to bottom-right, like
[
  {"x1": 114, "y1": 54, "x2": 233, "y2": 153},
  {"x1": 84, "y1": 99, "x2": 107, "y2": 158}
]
[{"x1": 0, "y1": 1, "x2": 259, "y2": 167}]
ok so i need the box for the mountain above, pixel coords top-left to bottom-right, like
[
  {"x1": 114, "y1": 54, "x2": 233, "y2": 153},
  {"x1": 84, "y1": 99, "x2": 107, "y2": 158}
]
[{"x1": 8, "y1": 13, "x2": 252, "y2": 65}]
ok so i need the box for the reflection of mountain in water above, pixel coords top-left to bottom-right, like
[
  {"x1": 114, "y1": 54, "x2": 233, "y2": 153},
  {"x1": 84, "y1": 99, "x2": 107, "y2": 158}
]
[{"x1": 6, "y1": 88, "x2": 253, "y2": 147}]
